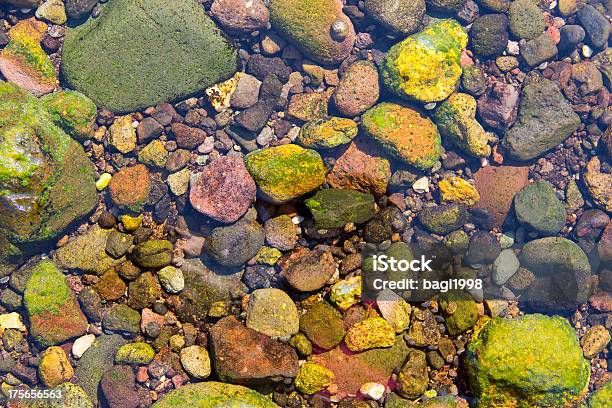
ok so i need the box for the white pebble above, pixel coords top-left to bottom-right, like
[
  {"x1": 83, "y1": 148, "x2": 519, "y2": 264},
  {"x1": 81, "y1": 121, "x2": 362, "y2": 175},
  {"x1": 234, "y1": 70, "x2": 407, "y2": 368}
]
[
  {"x1": 412, "y1": 177, "x2": 430, "y2": 193},
  {"x1": 506, "y1": 40, "x2": 520, "y2": 56},
  {"x1": 72, "y1": 334, "x2": 96, "y2": 359},
  {"x1": 0, "y1": 313, "x2": 26, "y2": 331},
  {"x1": 423, "y1": 102, "x2": 437, "y2": 110},
  {"x1": 360, "y1": 382, "x2": 385, "y2": 400},
  {"x1": 582, "y1": 45, "x2": 593, "y2": 58},
  {"x1": 292, "y1": 215, "x2": 304, "y2": 224}
]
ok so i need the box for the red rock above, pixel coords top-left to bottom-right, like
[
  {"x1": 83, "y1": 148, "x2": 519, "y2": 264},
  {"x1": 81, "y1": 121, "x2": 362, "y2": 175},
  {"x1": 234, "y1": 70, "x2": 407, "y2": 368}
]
[
  {"x1": 332, "y1": 60, "x2": 380, "y2": 117},
  {"x1": 210, "y1": 0, "x2": 269, "y2": 34},
  {"x1": 140, "y1": 308, "x2": 165, "y2": 333},
  {"x1": 109, "y1": 165, "x2": 151, "y2": 211},
  {"x1": 189, "y1": 156, "x2": 256, "y2": 223},
  {"x1": 598, "y1": 222, "x2": 612, "y2": 263},
  {"x1": 473, "y1": 165, "x2": 530, "y2": 226},
  {"x1": 100, "y1": 365, "x2": 140, "y2": 408},
  {"x1": 477, "y1": 82, "x2": 520, "y2": 131},
  {"x1": 590, "y1": 290, "x2": 612, "y2": 312},
  {"x1": 171, "y1": 123, "x2": 207, "y2": 149},
  {"x1": 284, "y1": 245, "x2": 336, "y2": 292}
]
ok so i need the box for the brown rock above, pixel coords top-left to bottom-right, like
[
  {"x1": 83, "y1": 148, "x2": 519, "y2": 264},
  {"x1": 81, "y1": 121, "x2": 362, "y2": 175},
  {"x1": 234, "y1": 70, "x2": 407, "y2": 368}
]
[
  {"x1": 210, "y1": 0, "x2": 269, "y2": 34},
  {"x1": 477, "y1": 82, "x2": 520, "y2": 131},
  {"x1": 96, "y1": 269, "x2": 127, "y2": 301},
  {"x1": 473, "y1": 165, "x2": 530, "y2": 226},
  {"x1": 171, "y1": 123, "x2": 207, "y2": 149},
  {"x1": 189, "y1": 156, "x2": 257, "y2": 223},
  {"x1": 598, "y1": 222, "x2": 612, "y2": 263},
  {"x1": 287, "y1": 93, "x2": 328, "y2": 122},
  {"x1": 108, "y1": 165, "x2": 151, "y2": 212},
  {"x1": 100, "y1": 365, "x2": 141, "y2": 408},
  {"x1": 209, "y1": 316, "x2": 299, "y2": 384},
  {"x1": 332, "y1": 60, "x2": 380, "y2": 117},
  {"x1": 284, "y1": 245, "x2": 336, "y2": 292}
]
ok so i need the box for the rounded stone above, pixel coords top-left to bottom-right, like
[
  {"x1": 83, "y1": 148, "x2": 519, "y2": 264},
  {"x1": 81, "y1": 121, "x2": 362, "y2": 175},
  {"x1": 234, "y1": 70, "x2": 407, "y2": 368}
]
[
  {"x1": 115, "y1": 342, "x2": 155, "y2": 365},
  {"x1": 297, "y1": 117, "x2": 358, "y2": 149},
  {"x1": 180, "y1": 345, "x2": 211, "y2": 379},
  {"x1": 333, "y1": 60, "x2": 380, "y2": 117},
  {"x1": 514, "y1": 180, "x2": 567, "y2": 235},
  {"x1": 508, "y1": 0, "x2": 545, "y2": 40},
  {"x1": 38, "y1": 346, "x2": 74, "y2": 387},
  {"x1": 246, "y1": 288, "x2": 299, "y2": 339},
  {"x1": 470, "y1": 14, "x2": 509, "y2": 57},
  {"x1": 157, "y1": 266, "x2": 185, "y2": 294},
  {"x1": 109, "y1": 165, "x2": 151, "y2": 213},
  {"x1": 363, "y1": 0, "x2": 425, "y2": 35},
  {"x1": 299, "y1": 301, "x2": 345, "y2": 349}
]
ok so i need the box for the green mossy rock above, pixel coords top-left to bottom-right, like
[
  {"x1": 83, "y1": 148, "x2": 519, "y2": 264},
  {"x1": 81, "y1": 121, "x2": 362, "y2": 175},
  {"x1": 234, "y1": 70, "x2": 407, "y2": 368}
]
[
  {"x1": 298, "y1": 117, "x2": 358, "y2": 149},
  {"x1": 115, "y1": 342, "x2": 155, "y2": 365},
  {"x1": 294, "y1": 362, "x2": 335, "y2": 394},
  {"x1": 508, "y1": 0, "x2": 545, "y2": 40},
  {"x1": 433, "y1": 93, "x2": 495, "y2": 158},
  {"x1": 131, "y1": 239, "x2": 173, "y2": 269},
  {"x1": 583, "y1": 381, "x2": 612, "y2": 408},
  {"x1": 305, "y1": 188, "x2": 377, "y2": 229},
  {"x1": 439, "y1": 290, "x2": 479, "y2": 335},
  {"x1": 0, "y1": 82, "x2": 97, "y2": 264},
  {"x1": 514, "y1": 180, "x2": 566, "y2": 234},
  {"x1": 244, "y1": 144, "x2": 326, "y2": 204},
  {"x1": 465, "y1": 314, "x2": 590, "y2": 407},
  {"x1": 361, "y1": 102, "x2": 442, "y2": 169},
  {"x1": 381, "y1": 19, "x2": 468, "y2": 103},
  {"x1": 299, "y1": 301, "x2": 345, "y2": 349},
  {"x1": 152, "y1": 381, "x2": 279, "y2": 407},
  {"x1": 62, "y1": 0, "x2": 238, "y2": 113},
  {"x1": 41, "y1": 90, "x2": 97, "y2": 140},
  {"x1": 418, "y1": 203, "x2": 468, "y2": 234},
  {"x1": 268, "y1": 0, "x2": 355, "y2": 65}
]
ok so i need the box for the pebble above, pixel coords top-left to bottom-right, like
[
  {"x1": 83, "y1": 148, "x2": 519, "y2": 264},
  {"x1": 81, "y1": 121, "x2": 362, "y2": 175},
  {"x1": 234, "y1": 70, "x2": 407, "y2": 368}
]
[
  {"x1": 157, "y1": 266, "x2": 185, "y2": 294},
  {"x1": 246, "y1": 288, "x2": 299, "y2": 339},
  {"x1": 38, "y1": 346, "x2": 74, "y2": 387},
  {"x1": 492, "y1": 249, "x2": 520, "y2": 285},
  {"x1": 412, "y1": 177, "x2": 430, "y2": 193},
  {"x1": 72, "y1": 334, "x2": 96, "y2": 359},
  {"x1": 360, "y1": 382, "x2": 386, "y2": 400},
  {"x1": 0, "y1": 313, "x2": 26, "y2": 331},
  {"x1": 180, "y1": 345, "x2": 211, "y2": 379}
]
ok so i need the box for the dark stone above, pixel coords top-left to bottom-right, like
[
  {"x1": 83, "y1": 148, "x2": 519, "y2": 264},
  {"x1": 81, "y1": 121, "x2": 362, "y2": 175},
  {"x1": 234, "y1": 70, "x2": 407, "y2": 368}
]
[
  {"x1": 558, "y1": 25, "x2": 586, "y2": 53},
  {"x1": 577, "y1": 5, "x2": 611, "y2": 49},
  {"x1": 137, "y1": 117, "x2": 164, "y2": 143},
  {"x1": 470, "y1": 14, "x2": 509, "y2": 57},
  {"x1": 477, "y1": 81, "x2": 520, "y2": 131},
  {"x1": 65, "y1": 0, "x2": 98, "y2": 20},
  {"x1": 466, "y1": 231, "x2": 500, "y2": 264},
  {"x1": 235, "y1": 75, "x2": 283, "y2": 132},
  {"x1": 246, "y1": 54, "x2": 291, "y2": 83}
]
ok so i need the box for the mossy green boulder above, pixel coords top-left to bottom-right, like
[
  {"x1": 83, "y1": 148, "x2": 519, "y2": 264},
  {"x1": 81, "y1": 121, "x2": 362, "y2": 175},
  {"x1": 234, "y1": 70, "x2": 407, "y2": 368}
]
[
  {"x1": 115, "y1": 342, "x2": 155, "y2": 365},
  {"x1": 41, "y1": 91, "x2": 97, "y2": 140},
  {"x1": 268, "y1": 0, "x2": 355, "y2": 65},
  {"x1": 361, "y1": 102, "x2": 441, "y2": 169},
  {"x1": 305, "y1": 188, "x2": 377, "y2": 229},
  {"x1": 297, "y1": 117, "x2": 358, "y2": 149},
  {"x1": 244, "y1": 144, "x2": 326, "y2": 204},
  {"x1": 0, "y1": 81, "x2": 97, "y2": 264},
  {"x1": 439, "y1": 290, "x2": 479, "y2": 335},
  {"x1": 514, "y1": 180, "x2": 567, "y2": 235},
  {"x1": 152, "y1": 381, "x2": 279, "y2": 407},
  {"x1": 294, "y1": 362, "x2": 335, "y2": 394},
  {"x1": 465, "y1": 314, "x2": 590, "y2": 407},
  {"x1": 433, "y1": 93, "x2": 496, "y2": 158},
  {"x1": 583, "y1": 381, "x2": 612, "y2": 408},
  {"x1": 23, "y1": 259, "x2": 88, "y2": 346},
  {"x1": 62, "y1": 0, "x2": 238, "y2": 113},
  {"x1": 381, "y1": 19, "x2": 468, "y2": 103}
]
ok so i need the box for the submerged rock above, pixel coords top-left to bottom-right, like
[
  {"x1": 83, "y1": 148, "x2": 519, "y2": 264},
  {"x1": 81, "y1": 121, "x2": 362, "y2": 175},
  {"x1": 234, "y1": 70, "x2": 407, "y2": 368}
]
[{"x1": 152, "y1": 382, "x2": 279, "y2": 407}]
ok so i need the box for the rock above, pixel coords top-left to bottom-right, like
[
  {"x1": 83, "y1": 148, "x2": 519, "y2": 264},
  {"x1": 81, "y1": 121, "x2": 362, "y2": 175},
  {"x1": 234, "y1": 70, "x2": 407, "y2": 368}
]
[
  {"x1": 571, "y1": 61, "x2": 603, "y2": 95},
  {"x1": 1, "y1": 0, "x2": 40, "y2": 7},
  {"x1": 470, "y1": 14, "x2": 509, "y2": 57},
  {"x1": 406, "y1": 308, "x2": 441, "y2": 347},
  {"x1": 508, "y1": 0, "x2": 545, "y2": 40},
  {"x1": 503, "y1": 79, "x2": 580, "y2": 161},
  {"x1": 136, "y1": 117, "x2": 163, "y2": 143},
  {"x1": 345, "y1": 317, "x2": 396, "y2": 352},
  {"x1": 203, "y1": 213, "x2": 265, "y2": 267},
  {"x1": 246, "y1": 288, "x2": 299, "y2": 338},
  {"x1": 35, "y1": 0, "x2": 67, "y2": 25},
  {"x1": 327, "y1": 141, "x2": 391, "y2": 196},
  {"x1": 433, "y1": 92, "x2": 495, "y2": 158},
  {"x1": 210, "y1": 0, "x2": 269, "y2": 34},
  {"x1": 108, "y1": 115, "x2": 136, "y2": 153},
  {"x1": 557, "y1": 0, "x2": 583, "y2": 16},
  {"x1": 299, "y1": 301, "x2": 345, "y2": 349},
  {"x1": 72, "y1": 334, "x2": 96, "y2": 359},
  {"x1": 492, "y1": 249, "x2": 520, "y2": 285},
  {"x1": 298, "y1": 117, "x2": 358, "y2": 149},
  {"x1": 54, "y1": 226, "x2": 124, "y2": 275},
  {"x1": 131, "y1": 240, "x2": 172, "y2": 270},
  {"x1": 418, "y1": 204, "x2": 468, "y2": 234},
  {"x1": 167, "y1": 168, "x2": 191, "y2": 196},
  {"x1": 268, "y1": 0, "x2": 355, "y2": 65},
  {"x1": 95, "y1": 269, "x2": 127, "y2": 301},
  {"x1": 0, "y1": 83, "x2": 97, "y2": 263},
  {"x1": 577, "y1": 5, "x2": 610, "y2": 49},
  {"x1": 363, "y1": 0, "x2": 425, "y2": 35},
  {"x1": 235, "y1": 74, "x2": 283, "y2": 133},
  {"x1": 246, "y1": 54, "x2": 292, "y2": 83},
  {"x1": 465, "y1": 314, "x2": 590, "y2": 407},
  {"x1": 231, "y1": 73, "x2": 262, "y2": 109},
  {"x1": 396, "y1": 349, "x2": 428, "y2": 399},
  {"x1": 584, "y1": 382, "x2": 612, "y2": 408},
  {"x1": 466, "y1": 231, "x2": 500, "y2": 265},
  {"x1": 559, "y1": 25, "x2": 586, "y2": 53},
  {"x1": 580, "y1": 325, "x2": 610, "y2": 358},
  {"x1": 287, "y1": 93, "x2": 329, "y2": 122},
  {"x1": 295, "y1": 362, "x2": 335, "y2": 395},
  {"x1": 439, "y1": 290, "x2": 479, "y2": 335},
  {"x1": 42, "y1": 90, "x2": 97, "y2": 140},
  {"x1": 23, "y1": 260, "x2": 88, "y2": 347},
  {"x1": 102, "y1": 304, "x2": 141, "y2": 334},
  {"x1": 284, "y1": 245, "x2": 336, "y2": 292},
  {"x1": 74, "y1": 334, "x2": 128, "y2": 404},
  {"x1": 152, "y1": 382, "x2": 279, "y2": 407},
  {"x1": 0, "y1": 313, "x2": 25, "y2": 331},
  {"x1": 138, "y1": 140, "x2": 168, "y2": 169},
  {"x1": 473, "y1": 165, "x2": 529, "y2": 226},
  {"x1": 514, "y1": 180, "x2": 566, "y2": 234},
  {"x1": 65, "y1": 0, "x2": 97, "y2": 20},
  {"x1": 461, "y1": 65, "x2": 487, "y2": 96},
  {"x1": 520, "y1": 33, "x2": 558, "y2": 67},
  {"x1": 244, "y1": 144, "x2": 326, "y2": 204},
  {"x1": 180, "y1": 345, "x2": 211, "y2": 379},
  {"x1": 305, "y1": 189, "x2": 376, "y2": 229},
  {"x1": 170, "y1": 123, "x2": 206, "y2": 149},
  {"x1": 593, "y1": 49, "x2": 612, "y2": 89},
  {"x1": 99, "y1": 365, "x2": 140, "y2": 408},
  {"x1": 381, "y1": 19, "x2": 468, "y2": 103},
  {"x1": 477, "y1": 82, "x2": 520, "y2": 131},
  {"x1": 62, "y1": 0, "x2": 237, "y2": 113},
  {"x1": 362, "y1": 102, "x2": 441, "y2": 169},
  {"x1": 38, "y1": 346, "x2": 73, "y2": 387},
  {"x1": 157, "y1": 266, "x2": 184, "y2": 294},
  {"x1": 264, "y1": 215, "x2": 298, "y2": 251},
  {"x1": 363, "y1": 206, "x2": 406, "y2": 243},
  {"x1": 332, "y1": 60, "x2": 380, "y2": 117},
  {"x1": 127, "y1": 271, "x2": 162, "y2": 310},
  {"x1": 438, "y1": 176, "x2": 480, "y2": 206},
  {"x1": 598, "y1": 222, "x2": 612, "y2": 263},
  {"x1": 114, "y1": 342, "x2": 155, "y2": 365},
  {"x1": 584, "y1": 157, "x2": 612, "y2": 213},
  {"x1": 377, "y1": 290, "x2": 411, "y2": 333},
  {"x1": 209, "y1": 316, "x2": 299, "y2": 384},
  {"x1": 109, "y1": 165, "x2": 151, "y2": 213},
  {"x1": 105, "y1": 230, "x2": 133, "y2": 260},
  {"x1": 190, "y1": 156, "x2": 256, "y2": 223},
  {"x1": 47, "y1": 383, "x2": 93, "y2": 408}
]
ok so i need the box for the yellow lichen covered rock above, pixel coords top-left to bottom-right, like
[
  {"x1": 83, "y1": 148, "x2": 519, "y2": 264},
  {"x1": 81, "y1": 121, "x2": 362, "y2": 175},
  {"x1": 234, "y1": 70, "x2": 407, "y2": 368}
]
[{"x1": 439, "y1": 176, "x2": 480, "y2": 206}]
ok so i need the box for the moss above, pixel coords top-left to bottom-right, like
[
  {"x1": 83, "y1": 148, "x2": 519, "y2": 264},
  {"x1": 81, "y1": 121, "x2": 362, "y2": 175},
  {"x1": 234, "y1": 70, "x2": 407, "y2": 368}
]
[
  {"x1": 41, "y1": 91, "x2": 97, "y2": 140},
  {"x1": 2, "y1": 34, "x2": 56, "y2": 82},
  {"x1": 152, "y1": 381, "x2": 279, "y2": 407},
  {"x1": 438, "y1": 176, "x2": 480, "y2": 206},
  {"x1": 345, "y1": 317, "x2": 396, "y2": 351},
  {"x1": 305, "y1": 188, "x2": 376, "y2": 229},
  {"x1": 585, "y1": 382, "x2": 612, "y2": 408},
  {"x1": 23, "y1": 259, "x2": 71, "y2": 316},
  {"x1": 114, "y1": 342, "x2": 155, "y2": 365},
  {"x1": 297, "y1": 117, "x2": 358, "y2": 149},
  {"x1": 295, "y1": 362, "x2": 335, "y2": 394}
]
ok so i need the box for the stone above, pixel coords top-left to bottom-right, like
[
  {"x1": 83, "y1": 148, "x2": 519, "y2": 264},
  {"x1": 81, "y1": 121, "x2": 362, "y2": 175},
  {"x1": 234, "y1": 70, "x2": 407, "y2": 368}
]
[
  {"x1": 520, "y1": 33, "x2": 558, "y2": 67},
  {"x1": 363, "y1": 0, "x2": 425, "y2": 35},
  {"x1": 559, "y1": 25, "x2": 586, "y2": 53},
  {"x1": 136, "y1": 117, "x2": 163, "y2": 143},
  {"x1": 584, "y1": 157, "x2": 612, "y2": 213},
  {"x1": 231, "y1": 73, "x2": 262, "y2": 109},
  {"x1": 426, "y1": 0, "x2": 466, "y2": 11},
  {"x1": 345, "y1": 317, "x2": 396, "y2": 352},
  {"x1": 439, "y1": 290, "x2": 479, "y2": 335},
  {"x1": 23, "y1": 260, "x2": 88, "y2": 346},
  {"x1": 109, "y1": 165, "x2": 151, "y2": 212},
  {"x1": 508, "y1": 0, "x2": 545, "y2": 40},
  {"x1": 461, "y1": 65, "x2": 487, "y2": 96},
  {"x1": 418, "y1": 204, "x2": 468, "y2": 234},
  {"x1": 72, "y1": 334, "x2": 96, "y2": 359},
  {"x1": 96, "y1": 269, "x2": 127, "y2": 301},
  {"x1": 300, "y1": 301, "x2": 345, "y2": 349},
  {"x1": 109, "y1": 115, "x2": 136, "y2": 153},
  {"x1": 433, "y1": 92, "x2": 495, "y2": 158},
  {"x1": 503, "y1": 79, "x2": 580, "y2": 161},
  {"x1": 105, "y1": 230, "x2": 133, "y2": 260},
  {"x1": 268, "y1": 0, "x2": 355, "y2": 65},
  {"x1": 42, "y1": 90, "x2": 97, "y2": 141},
  {"x1": 157, "y1": 266, "x2": 184, "y2": 294},
  {"x1": 438, "y1": 176, "x2": 480, "y2": 206},
  {"x1": 65, "y1": 0, "x2": 97, "y2": 19},
  {"x1": 244, "y1": 144, "x2": 326, "y2": 204},
  {"x1": 298, "y1": 117, "x2": 358, "y2": 149},
  {"x1": 180, "y1": 345, "x2": 211, "y2": 379},
  {"x1": 246, "y1": 288, "x2": 299, "y2": 338},
  {"x1": 576, "y1": 5, "x2": 610, "y2": 49},
  {"x1": 1, "y1": 0, "x2": 40, "y2": 7},
  {"x1": 492, "y1": 249, "x2": 520, "y2": 285},
  {"x1": 305, "y1": 188, "x2": 376, "y2": 229},
  {"x1": 332, "y1": 60, "x2": 380, "y2": 117},
  {"x1": 580, "y1": 325, "x2": 610, "y2": 358},
  {"x1": 571, "y1": 61, "x2": 603, "y2": 95},
  {"x1": 203, "y1": 213, "x2": 265, "y2": 267},
  {"x1": 167, "y1": 168, "x2": 191, "y2": 196},
  {"x1": 99, "y1": 365, "x2": 140, "y2": 408},
  {"x1": 288, "y1": 93, "x2": 329, "y2": 122},
  {"x1": 210, "y1": 0, "x2": 269, "y2": 34},
  {"x1": 362, "y1": 102, "x2": 441, "y2": 169},
  {"x1": 406, "y1": 308, "x2": 441, "y2": 347},
  {"x1": 127, "y1": 271, "x2": 162, "y2": 309},
  {"x1": 47, "y1": 383, "x2": 94, "y2": 408},
  {"x1": 477, "y1": 82, "x2": 520, "y2": 131},
  {"x1": 190, "y1": 156, "x2": 256, "y2": 223},
  {"x1": 209, "y1": 316, "x2": 299, "y2": 384},
  {"x1": 264, "y1": 215, "x2": 298, "y2": 251},
  {"x1": 470, "y1": 14, "x2": 509, "y2": 57},
  {"x1": 235, "y1": 74, "x2": 283, "y2": 133},
  {"x1": 584, "y1": 382, "x2": 612, "y2": 408},
  {"x1": 284, "y1": 245, "x2": 336, "y2": 292},
  {"x1": 514, "y1": 180, "x2": 566, "y2": 234},
  {"x1": 38, "y1": 346, "x2": 73, "y2": 387},
  {"x1": 473, "y1": 165, "x2": 529, "y2": 226},
  {"x1": 396, "y1": 349, "x2": 428, "y2": 399},
  {"x1": 62, "y1": 0, "x2": 238, "y2": 113},
  {"x1": 377, "y1": 290, "x2": 411, "y2": 333},
  {"x1": 0, "y1": 313, "x2": 25, "y2": 331},
  {"x1": 114, "y1": 342, "x2": 155, "y2": 365},
  {"x1": 295, "y1": 362, "x2": 335, "y2": 394},
  {"x1": 131, "y1": 240, "x2": 172, "y2": 269},
  {"x1": 102, "y1": 304, "x2": 141, "y2": 334},
  {"x1": 381, "y1": 19, "x2": 468, "y2": 103},
  {"x1": 54, "y1": 226, "x2": 124, "y2": 275},
  {"x1": 35, "y1": 0, "x2": 67, "y2": 25},
  {"x1": 138, "y1": 140, "x2": 168, "y2": 169},
  {"x1": 152, "y1": 382, "x2": 279, "y2": 407},
  {"x1": 465, "y1": 314, "x2": 590, "y2": 407}
]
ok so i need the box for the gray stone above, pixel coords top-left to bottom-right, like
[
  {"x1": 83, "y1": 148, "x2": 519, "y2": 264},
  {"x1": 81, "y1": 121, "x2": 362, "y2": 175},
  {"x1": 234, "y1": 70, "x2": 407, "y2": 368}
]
[
  {"x1": 492, "y1": 249, "x2": 520, "y2": 285},
  {"x1": 577, "y1": 5, "x2": 610, "y2": 49},
  {"x1": 364, "y1": 0, "x2": 425, "y2": 35},
  {"x1": 514, "y1": 180, "x2": 567, "y2": 234}
]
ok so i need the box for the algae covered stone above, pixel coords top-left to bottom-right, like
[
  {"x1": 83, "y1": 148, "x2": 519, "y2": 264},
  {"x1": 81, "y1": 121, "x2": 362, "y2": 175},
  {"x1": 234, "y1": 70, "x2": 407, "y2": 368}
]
[
  {"x1": 361, "y1": 102, "x2": 441, "y2": 169},
  {"x1": 433, "y1": 93, "x2": 496, "y2": 158},
  {"x1": 62, "y1": 0, "x2": 238, "y2": 113},
  {"x1": 297, "y1": 117, "x2": 358, "y2": 149},
  {"x1": 115, "y1": 342, "x2": 155, "y2": 365},
  {"x1": 244, "y1": 144, "x2": 326, "y2": 204},
  {"x1": 152, "y1": 381, "x2": 279, "y2": 407},
  {"x1": 465, "y1": 314, "x2": 590, "y2": 407},
  {"x1": 305, "y1": 188, "x2": 376, "y2": 229},
  {"x1": 438, "y1": 176, "x2": 480, "y2": 206},
  {"x1": 514, "y1": 179, "x2": 567, "y2": 235},
  {"x1": 584, "y1": 381, "x2": 612, "y2": 408},
  {"x1": 345, "y1": 317, "x2": 396, "y2": 351},
  {"x1": 294, "y1": 362, "x2": 335, "y2": 394},
  {"x1": 41, "y1": 90, "x2": 97, "y2": 140},
  {"x1": 268, "y1": 0, "x2": 355, "y2": 65},
  {"x1": 381, "y1": 19, "x2": 468, "y2": 103}
]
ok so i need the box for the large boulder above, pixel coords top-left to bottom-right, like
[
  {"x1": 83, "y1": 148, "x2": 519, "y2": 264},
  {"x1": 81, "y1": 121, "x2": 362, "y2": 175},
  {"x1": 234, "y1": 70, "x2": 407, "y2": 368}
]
[
  {"x1": 62, "y1": 0, "x2": 238, "y2": 113},
  {"x1": 152, "y1": 382, "x2": 279, "y2": 407},
  {"x1": 465, "y1": 314, "x2": 590, "y2": 407},
  {"x1": 0, "y1": 82, "x2": 97, "y2": 264}
]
